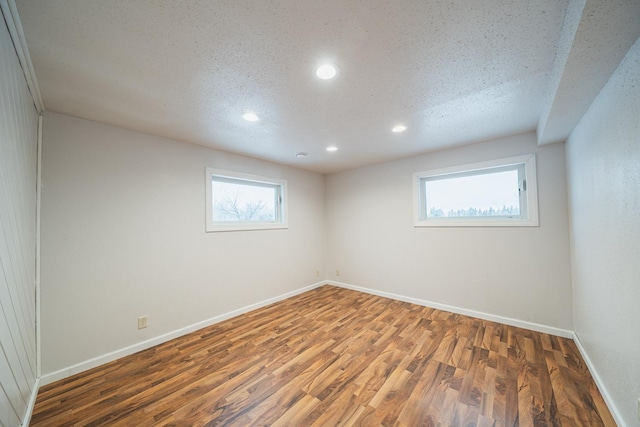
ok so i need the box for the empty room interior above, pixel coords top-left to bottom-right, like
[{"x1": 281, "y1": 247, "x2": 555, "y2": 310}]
[{"x1": 1, "y1": 0, "x2": 639, "y2": 426}]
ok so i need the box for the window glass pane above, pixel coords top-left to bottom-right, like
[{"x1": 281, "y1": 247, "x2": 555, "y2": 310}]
[
  {"x1": 212, "y1": 179, "x2": 277, "y2": 222},
  {"x1": 425, "y1": 169, "x2": 520, "y2": 218}
]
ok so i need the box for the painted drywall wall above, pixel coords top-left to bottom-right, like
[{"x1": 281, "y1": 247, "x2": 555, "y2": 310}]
[
  {"x1": 326, "y1": 133, "x2": 573, "y2": 330},
  {"x1": 40, "y1": 112, "x2": 326, "y2": 375},
  {"x1": 566, "y1": 37, "x2": 640, "y2": 427},
  {"x1": 0, "y1": 14, "x2": 39, "y2": 427}
]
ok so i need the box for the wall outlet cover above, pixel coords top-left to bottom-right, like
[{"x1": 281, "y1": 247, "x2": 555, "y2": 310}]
[{"x1": 137, "y1": 316, "x2": 148, "y2": 329}]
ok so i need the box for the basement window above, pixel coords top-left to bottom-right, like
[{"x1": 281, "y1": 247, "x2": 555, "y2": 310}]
[
  {"x1": 205, "y1": 168, "x2": 288, "y2": 232},
  {"x1": 413, "y1": 154, "x2": 538, "y2": 227}
]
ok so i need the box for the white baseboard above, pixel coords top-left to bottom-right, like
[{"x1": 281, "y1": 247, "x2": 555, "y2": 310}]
[
  {"x1": 572, "y1": 332, "x2": 625, "y2": 427},
  {"x1": 329, "y1": 280, "x2": 622, "y2": 424},
  {"x1": 21, "y1": 377, "x2": 40, "y2": 426},
  {"x1": 40, "y1": 281, "x2": 325, "y2": 386},
  {"x1": 327, "y1": 280, "x2": 573, "y2": 338},
  {"x1": 35, "y1": 280, "x2": 622, "y2": 426},
  {"x1": 37, "y1": 280, "x2": 572, "y2": 383}
]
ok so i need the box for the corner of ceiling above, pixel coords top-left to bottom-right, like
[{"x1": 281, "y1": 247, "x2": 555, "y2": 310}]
[
  {"x1": 1, "y1": 0, "x2": 45, "y2": 113},
  {"x1": 537, "y1": 0, "x2": 586, "y2": 147},
  {"x1": 537, "y1": 0, "x2": 640, "y2": 147}
]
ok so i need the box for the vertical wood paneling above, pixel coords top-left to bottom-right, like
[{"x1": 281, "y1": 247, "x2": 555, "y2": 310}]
[{"x1": 0, "y1": 9, "x2": 39, "y2": 427}]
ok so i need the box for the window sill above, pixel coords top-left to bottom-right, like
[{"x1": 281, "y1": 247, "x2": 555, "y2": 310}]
[
  {"x1": 206, "y1": 223, "x2": 288, "y2": 233},
  {"x1": 414, "y1": 217, "x2": 539, "y2": 227}
]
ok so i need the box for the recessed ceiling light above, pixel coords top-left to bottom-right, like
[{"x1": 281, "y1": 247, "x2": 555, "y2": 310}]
[
  {"x1": 295, "y1": 152, "x2": 308, "y2": 158},
  {"x1": 392, "y1": 125, "x2": 407, "y2": 133},
  {"x1": 326, "y1": 146, "x2": 338, "y2": 152},
  {"x1": 315, "y1": 64, "x2": 339, "y2": 80},
  {"x1": 242, "y1": 112, "x2": 260, "y2": 122}
]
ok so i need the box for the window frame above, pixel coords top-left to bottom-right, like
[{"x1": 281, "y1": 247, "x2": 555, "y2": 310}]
[
  {"x1": 413, "y1": 154, "x2": 539, "y2": 227},
  {"x1": 205, "y1": 168, "x2": 288, "y2": 232}
]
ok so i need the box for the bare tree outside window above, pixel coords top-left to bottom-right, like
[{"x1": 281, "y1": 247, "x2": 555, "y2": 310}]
[
  {"x1": 206, "y1": 168, "x2": 287, "y2": 232},
  {"x1": 212, "y1": 180, "x2": 276, "y2": 222}
]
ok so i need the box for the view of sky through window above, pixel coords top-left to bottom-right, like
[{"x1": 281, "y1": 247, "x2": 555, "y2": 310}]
[
  {"x1": 425, "y1": 169, "x2": 520, "y2": 217},
  {"x1": 212, "y1": 180, "x2": 276, "y2": 222}
]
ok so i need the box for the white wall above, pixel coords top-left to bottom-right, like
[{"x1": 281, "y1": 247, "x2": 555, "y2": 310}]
[
  {"x1": 326, "y1": 133, "x2": 573, "y2": 330},
  {"x1": 40, "y1": 112, "x2": 325, "y2": 375},
  {"x1": 566, "y1": 37, "x2": 640, "y2": 427},
  {"x1": 0, "y1": 15, "x2": 39, "y2": 427}
]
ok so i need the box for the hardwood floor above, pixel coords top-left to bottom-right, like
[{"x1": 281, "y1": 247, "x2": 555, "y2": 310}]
[{"x1": 31, "y1": 285, "x2": 615, "y2": 426}]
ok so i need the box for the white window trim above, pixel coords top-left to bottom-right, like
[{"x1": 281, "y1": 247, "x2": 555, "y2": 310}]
[
  {"x1": 205, "y1": 168, "x2": 288, "y2": 232},
  {"x1": 413, "y1": 154, "x2": 539, "y2": 227}
]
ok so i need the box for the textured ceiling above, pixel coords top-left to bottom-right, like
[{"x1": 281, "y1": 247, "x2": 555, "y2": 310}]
[{"x1": 14, "y1": 0, "x2": 639, "y2": 173}]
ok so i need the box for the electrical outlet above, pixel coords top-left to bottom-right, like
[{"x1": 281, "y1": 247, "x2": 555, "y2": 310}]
[
  {"x1": 336, "y1": 269, "x2": 340, "y2": 277},
  {"x1": 138, "y1": 316, "x2": 148, "y2": 329},
  {"x1": 316, "y1": 270, "x2": 320, "y2": 277}
]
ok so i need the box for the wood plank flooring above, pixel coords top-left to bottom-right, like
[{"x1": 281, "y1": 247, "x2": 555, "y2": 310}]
[{"x1": 31, "y1": 285, "x2": 615, "y2": 426}]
